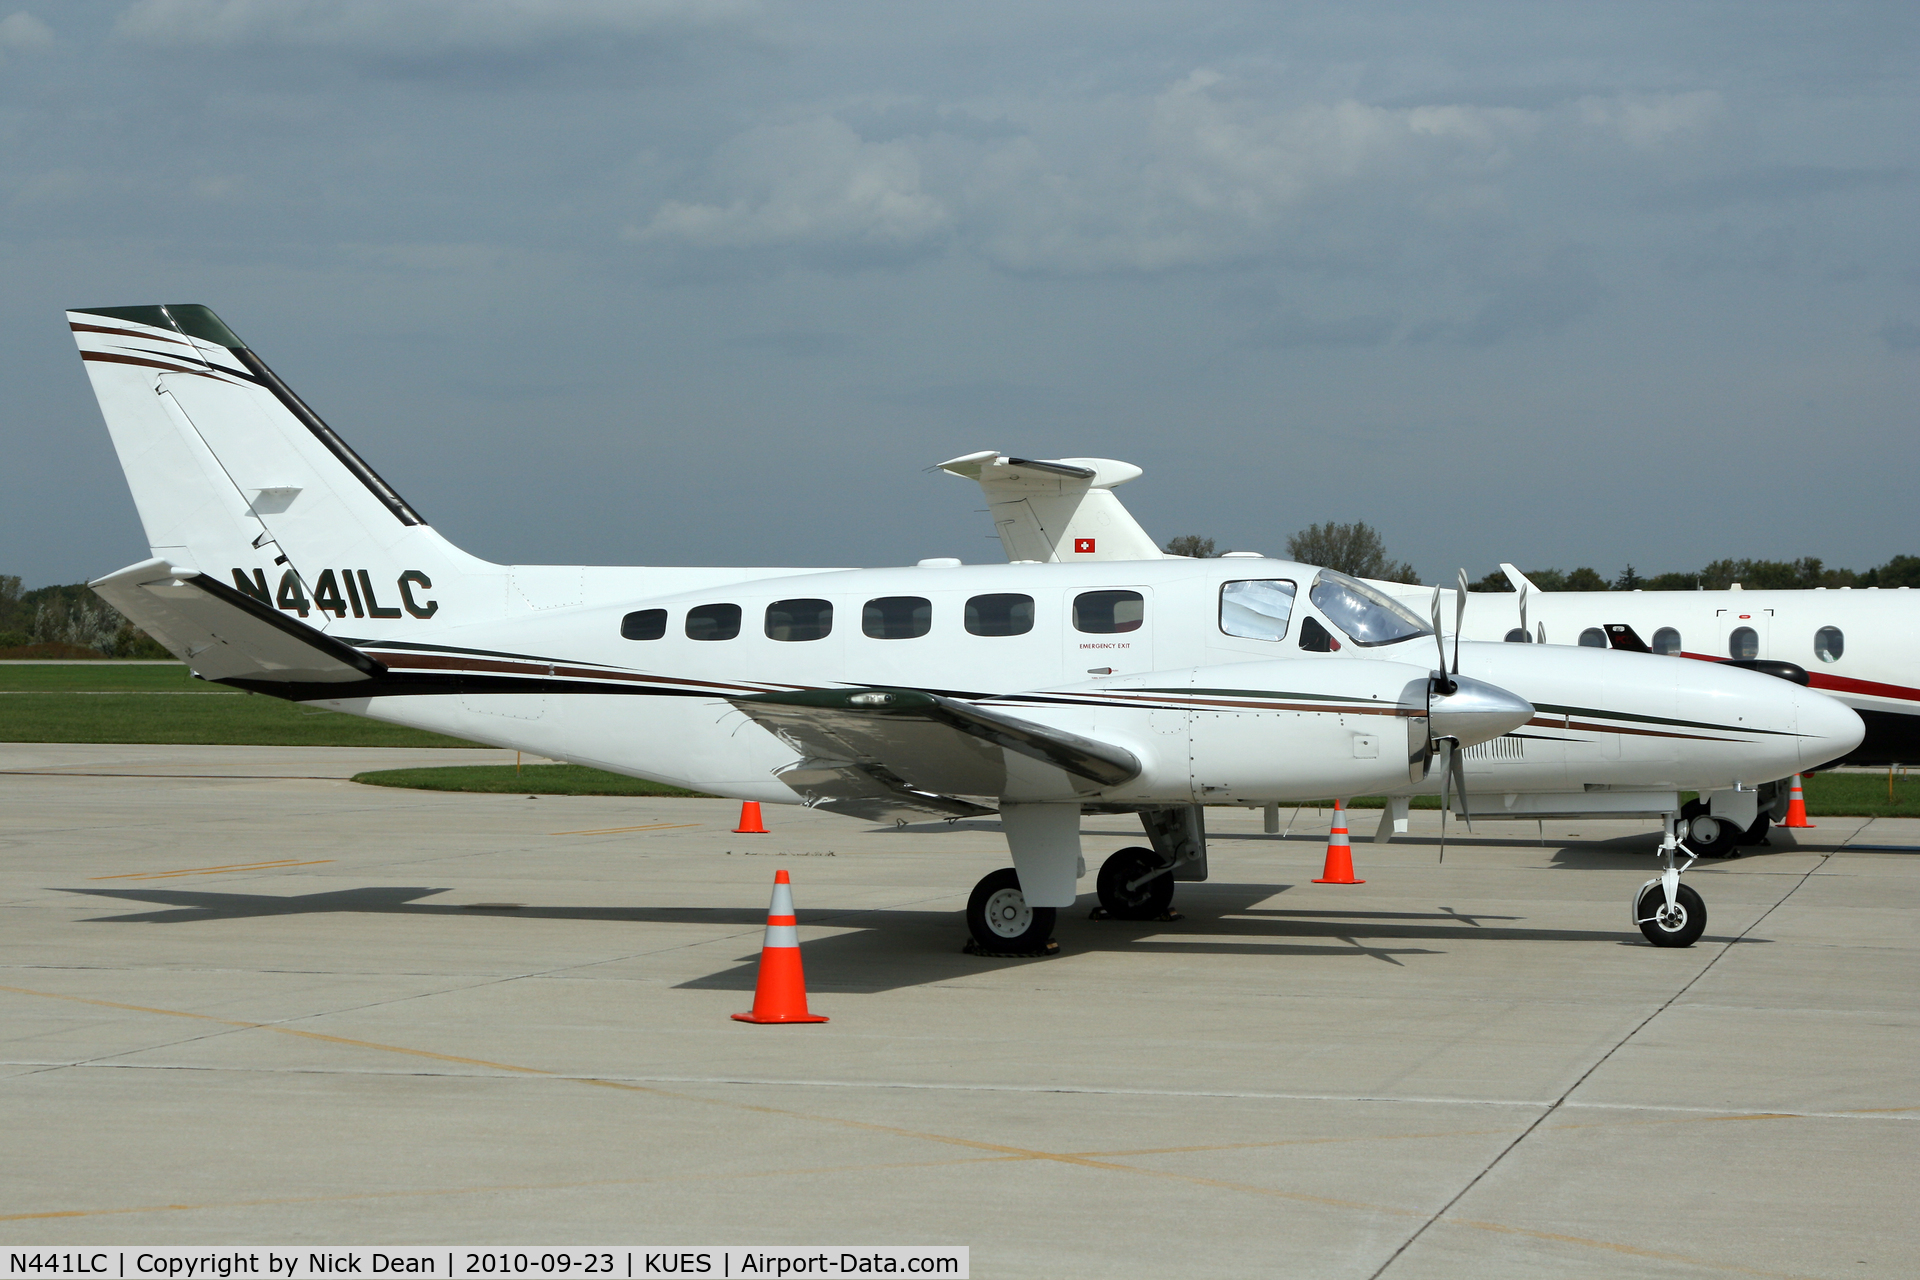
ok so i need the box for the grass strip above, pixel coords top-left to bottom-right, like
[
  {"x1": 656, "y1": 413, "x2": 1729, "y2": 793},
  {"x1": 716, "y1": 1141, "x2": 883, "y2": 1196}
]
[
  {"x1": 352, "y1": 763, "x2": 711, "y2": 797},
  {"x1": 0, "y1": 662, "x2": 478, "y2": 747}
]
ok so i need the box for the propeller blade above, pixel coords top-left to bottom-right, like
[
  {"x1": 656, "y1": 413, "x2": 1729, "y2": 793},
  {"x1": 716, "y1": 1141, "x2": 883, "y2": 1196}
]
[
  {"x1": 1429, "y1": 587, "x2": 1445, "y2": 664},
  {"x1": 1518, "y1": 584, "x2": 1530, "y2": 642},
  {"x1": 1451, "y1": 744, "x2": 1472, "y2": 832},
  {"x1": 1453, "y1": 568, "x2": 1469, "y2": 674},
  {"x1": 1437, "y1": 740, "x2": 1452, "y2": 863},
  {"x1": 1536, "y1": 621, "x2": 1546, "y2": 645}
]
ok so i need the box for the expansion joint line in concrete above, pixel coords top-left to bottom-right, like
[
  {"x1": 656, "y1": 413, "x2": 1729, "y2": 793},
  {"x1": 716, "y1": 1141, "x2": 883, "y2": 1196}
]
[{"x1": 1366, "y1": 849, "x2": 1838, "y2": 1280}]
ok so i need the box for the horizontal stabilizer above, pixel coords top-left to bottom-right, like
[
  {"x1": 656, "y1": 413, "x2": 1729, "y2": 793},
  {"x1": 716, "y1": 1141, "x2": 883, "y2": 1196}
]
[
  {"x1": 937, "y1": 450, "x2": 1165, "y2": 563},
  {"x1": 90, "y1": 558, "x2": 382, "y2": 685},
  {"x1": 729, "y1": 687, "x2": 1141, "y2": 812}
]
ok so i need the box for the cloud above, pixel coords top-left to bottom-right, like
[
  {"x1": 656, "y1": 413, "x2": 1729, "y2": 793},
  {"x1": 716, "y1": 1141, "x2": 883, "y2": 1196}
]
[
  {"x1": 636, "y1": 74, "x2": 1732, "y2": 281},
  {"x1": 0, "y1": 11, "x2": 54, "y2": 57},
  {"x1": 110, "y1": 0, "x2": 753, "y2": 80},
  {"x1": 1246, "y1": 311, "x2": 1398, "y2": 349},
  {"x1": 632, "y1": 116, "x2": 951, "y2": 253}
]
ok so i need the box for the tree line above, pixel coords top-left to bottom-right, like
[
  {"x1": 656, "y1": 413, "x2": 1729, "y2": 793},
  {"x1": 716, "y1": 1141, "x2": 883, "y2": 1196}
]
[
  {"x1": 1165, "y1": 524, "x2": 1920, "y2": 592},
  {"x1": 0, "y1": 576, "x2": 171, "y2": 658}
]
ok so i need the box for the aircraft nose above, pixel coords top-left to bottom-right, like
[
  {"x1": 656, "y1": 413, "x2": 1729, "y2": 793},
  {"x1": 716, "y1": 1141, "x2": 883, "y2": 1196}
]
[
  {"x1": 1796, "y1": 687, "x2": 1865, "y2": 770},
  {"x1": 1430, "y1": 675, "x2": 1534, "y2": 749}
]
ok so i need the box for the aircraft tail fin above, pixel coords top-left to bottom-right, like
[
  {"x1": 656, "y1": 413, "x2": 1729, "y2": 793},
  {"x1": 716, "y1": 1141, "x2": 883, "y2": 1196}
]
[
  {"x1": 69, "y1": 305, "x2": 503, "y2": 634},
  {"x1": 937, "y1": 451, "x2": 1166, "y2": 563}
]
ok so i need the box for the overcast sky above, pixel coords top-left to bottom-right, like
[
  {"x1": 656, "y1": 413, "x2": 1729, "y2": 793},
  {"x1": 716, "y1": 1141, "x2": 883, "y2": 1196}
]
[{"x1": 5, "y1": 1, "x2": 1916, "y2": 588}]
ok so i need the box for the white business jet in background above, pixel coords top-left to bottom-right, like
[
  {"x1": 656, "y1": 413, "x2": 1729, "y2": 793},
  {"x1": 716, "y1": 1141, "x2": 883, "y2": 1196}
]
[
  {"x1": 940, "y1": 452, "x2": 1879, "y2": 865},
  {"x1": 63, "y1": 307, "x2": 1858, "y2": 958}
]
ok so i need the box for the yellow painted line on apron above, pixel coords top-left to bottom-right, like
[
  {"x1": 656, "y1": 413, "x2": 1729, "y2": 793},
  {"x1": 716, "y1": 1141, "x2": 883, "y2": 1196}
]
[
  {"x1": 549, "y1": 823, "x2": 701, "y2": 836},
  {"x1": 90, "y1": 859, "x2": 333, "y2": 881}
]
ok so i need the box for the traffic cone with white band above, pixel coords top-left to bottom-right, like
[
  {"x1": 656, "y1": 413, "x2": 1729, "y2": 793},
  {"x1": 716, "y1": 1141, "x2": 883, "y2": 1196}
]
[
  {"x1": 732, "y1": 870, "x2": 828, "y2": 1024},
  {"x1": 733, "y1": 801, "x2": 769, "y2": 834},
  {"x1": 1312, "y1": 799, "x2": 1364, "y2": 884},
  {"x1": 1779, "y1": 774, "x2": 1815, "y2": 828}
]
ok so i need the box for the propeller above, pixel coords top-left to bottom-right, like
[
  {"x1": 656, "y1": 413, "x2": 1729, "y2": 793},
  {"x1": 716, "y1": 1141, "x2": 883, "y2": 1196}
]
[
  {"x1": 1453, "y1": 568, "x2": 1468, "y2": 674},
  {"x1": 1428, "y1": 587, "x2": 1455, "y2": 695},
  {"x1": 1518, "y1": 583, "x2": 1531, "y2": 643}
]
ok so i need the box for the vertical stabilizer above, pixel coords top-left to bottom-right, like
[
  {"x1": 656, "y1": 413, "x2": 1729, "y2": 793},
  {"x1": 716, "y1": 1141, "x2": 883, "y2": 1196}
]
[
  {"x1": 69, "y1": 305, "x2": 504, "y2": 633},
  {"x1": 938, "y1": 451, "x2": 1166, "y2": 562}
]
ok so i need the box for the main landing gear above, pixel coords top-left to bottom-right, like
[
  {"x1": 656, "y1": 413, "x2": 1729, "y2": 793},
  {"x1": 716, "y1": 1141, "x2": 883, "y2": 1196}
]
[
  {"x1": 1633, "y1": 814, "x2": 1708, "y2": 947},
  {"x1": 965, "y1": 868, "x2": 1056, "y2": 955},
  {"x1": 1094, "y1": 847, "x2": 1175, "y2": 920}
]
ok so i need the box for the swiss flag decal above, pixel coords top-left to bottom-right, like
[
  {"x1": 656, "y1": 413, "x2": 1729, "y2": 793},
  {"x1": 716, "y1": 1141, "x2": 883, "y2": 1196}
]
[{"x1": 1074, "y1": 538, "x2": 1096, "y2": 553}]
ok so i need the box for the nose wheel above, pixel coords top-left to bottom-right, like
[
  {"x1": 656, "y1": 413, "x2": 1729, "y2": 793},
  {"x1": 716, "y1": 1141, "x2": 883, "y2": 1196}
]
[
  {"x1": 1634, "y1": 815, "x2": 1707, "y2": 947},
  {"x1": 966, "y1": 868, "x2": 1056, "y2": 954},
  {"x1": 1635, "y1": 881, "x2": 1707, "y2": 947}
]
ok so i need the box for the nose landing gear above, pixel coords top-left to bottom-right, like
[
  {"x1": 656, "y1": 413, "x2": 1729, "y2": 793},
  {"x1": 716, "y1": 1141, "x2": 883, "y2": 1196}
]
[{"x1": 1633, "y1": 815, "x2": 1708, "y2": 947}]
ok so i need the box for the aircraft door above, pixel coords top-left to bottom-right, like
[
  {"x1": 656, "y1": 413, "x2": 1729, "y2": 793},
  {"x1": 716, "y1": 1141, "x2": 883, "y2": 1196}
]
[
  {"x1": 1069, "y1": 586, "x2": 1153, "y2": 677},
  {"x1": 1717, "y1": 607, "x2": 1772, "y2": 662}
]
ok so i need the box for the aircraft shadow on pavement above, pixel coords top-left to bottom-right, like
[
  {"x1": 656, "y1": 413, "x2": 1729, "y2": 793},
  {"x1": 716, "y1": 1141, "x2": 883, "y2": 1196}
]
[{"x1": 61, "y1": 881, "x2": 1762, "y2": 995}]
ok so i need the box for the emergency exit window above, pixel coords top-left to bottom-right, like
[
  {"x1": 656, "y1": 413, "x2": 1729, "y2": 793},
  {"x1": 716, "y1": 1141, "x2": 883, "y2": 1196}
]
[{"x1": 1074, "y1": 590, "x2": 1144, "y2": 634}]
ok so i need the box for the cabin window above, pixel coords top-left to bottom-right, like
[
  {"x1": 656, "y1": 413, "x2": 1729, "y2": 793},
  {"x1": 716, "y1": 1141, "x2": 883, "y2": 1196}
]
[
  {"x1": 1815, "y1": 626, "x2": 1843, "y2": 662},
  {"x1": 863, "y1": 596, "x2": 931, "y2": 639},
  {"x1": 965, "y1": 593, "x2": 1034, "y2": 637},
  {"x1": 685, "y1": 603, "x2": 741, "y2": 641},
  {"x1": 1504, "y1": 628, "x2": 1530, "y2": 643},
  {"x1": 1652, "y1": 627, "x2": 1682, "y2": 655},
  {"x1": 766, "y1": 598, "x2": 832, "y2": 642},
  {"x1": 1729, "y1": 627, "x2": 1759, "y2": 661},
  {"x1": 621, "y1": 609, "x2": 667, "y2": 641},
  {"x1": 1074, "y1": 590, "x2": 1144, "y2": 634},
  {"x1": 1220, "y1": 580, "x2": 1296, "y2": 641},
  {"x1": 1578, "y1": 627, "x2": 1606, "y2": 648}
]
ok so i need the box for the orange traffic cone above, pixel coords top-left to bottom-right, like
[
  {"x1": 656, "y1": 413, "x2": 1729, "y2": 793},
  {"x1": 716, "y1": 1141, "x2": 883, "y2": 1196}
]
[
  {"x1": 733, "y1": 801, "x2": 769, "y2": 834},
  {"x1": 1312, "y1": 799, "x2": 1365, "y2": 884},
  {"x1": 732, "y1": 870, "x2": 828, "y2": 1024},
  {"x1": 1779, "y1": 774, "x2": 1815, "y2": 828}
]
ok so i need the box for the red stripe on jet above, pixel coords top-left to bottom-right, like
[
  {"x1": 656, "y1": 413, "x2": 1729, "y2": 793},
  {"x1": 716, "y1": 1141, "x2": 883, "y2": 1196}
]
[{"x1": 1680, "y1": 651, "x2": 1920, "y2": 704}]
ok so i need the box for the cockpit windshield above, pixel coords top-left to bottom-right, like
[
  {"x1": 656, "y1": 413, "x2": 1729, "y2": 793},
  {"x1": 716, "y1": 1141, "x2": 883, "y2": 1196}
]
[{"x1": 1307, "y1": 570, "x2": 1432, "y2": 647}]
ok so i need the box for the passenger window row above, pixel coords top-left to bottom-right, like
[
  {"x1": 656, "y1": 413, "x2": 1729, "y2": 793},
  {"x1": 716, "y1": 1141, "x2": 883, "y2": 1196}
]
[
  {"x1": 621, "y1": 590, "x2": 1146, "y2": 643},
  {"x1": 1514, "y1": 624, "x2": 1846, "y2": 662}
]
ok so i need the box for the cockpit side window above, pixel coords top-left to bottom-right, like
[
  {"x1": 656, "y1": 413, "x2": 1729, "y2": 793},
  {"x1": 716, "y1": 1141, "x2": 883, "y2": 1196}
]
[
  {"x1": 1220, "y1": 579, "x2": 1296, "y2": 641},
  {"x1": 1306, "y1": 570, "x2": 1432, "y2": 647},
  {"x1": 1298, "y1": 616, "x2": 1340, "y2": 652}
]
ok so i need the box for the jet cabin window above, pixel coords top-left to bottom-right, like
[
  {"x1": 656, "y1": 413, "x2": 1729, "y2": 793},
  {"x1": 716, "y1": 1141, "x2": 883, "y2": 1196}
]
[
  {"x1": 864, "y1": 596, "x2": 931, "y2": 639},
  {"x1": 685, "y1": 603, "x2": 741, "y2": 641},
  {"x1": 1220, "y1": 579, "x2": 1296, "y2": 641},
  {"x1": 766, "y1": 598, "x2": 832, "y2": 642},
  {"x1": 1579, "y1": 627, "x2": 1607, "y2": 648},
  {"x1": 1074, "y1": 590, "x2": 1143, "y2": 634},
  {"x1": 966, "y1": 593, "x2": 1034, "y2": 637},
  {"x1": 621, "y1": 609, "x2": 667, "y2": 641},
  {"x1": 1307, "y1": 571, "x2": 1431, "y2": 647},
  {"x1": 1729, "y1": 627, "x2": 1759, "y2": 661},
  {"x1": 1652, "y1": 627, "x2": 1682, "y2": 656},
  {"x1": 1815, "y1": 626, "x2": 1844, "y2": 662}
]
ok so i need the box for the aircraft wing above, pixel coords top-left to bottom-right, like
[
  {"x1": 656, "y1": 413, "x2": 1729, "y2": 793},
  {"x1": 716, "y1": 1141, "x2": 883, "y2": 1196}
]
[
  {"x1": 89, "y1": 558, "x2": 383, "y2": 686},
  {"x1": 728, "y1": 687, "x2": 1141, "y2": 821}
]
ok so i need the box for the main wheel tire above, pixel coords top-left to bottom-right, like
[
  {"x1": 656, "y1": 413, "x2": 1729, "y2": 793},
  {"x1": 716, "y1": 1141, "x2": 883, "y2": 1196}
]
[
  {"x1": 1681, "y1": 813, "x2": 1742, "y2": 858},
  {"x1": 966, "y1": 868, "x2": 1056, "y2": 953},
  {"x1": 1636, "y1": 882, "x2": 1706, "y2": 948},
  {"x1": 1095, "y1": 847, "x2": 1175, "y2": 921},
  {"x1": 1738, "y1": 814, "x2": 1772, "y2": 846}
]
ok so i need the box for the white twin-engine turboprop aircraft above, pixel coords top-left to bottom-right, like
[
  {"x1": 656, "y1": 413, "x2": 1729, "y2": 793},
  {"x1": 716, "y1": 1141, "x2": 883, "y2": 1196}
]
[{"x1": 68, "y1": 307, "x2": 1861, "y2": 957}]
